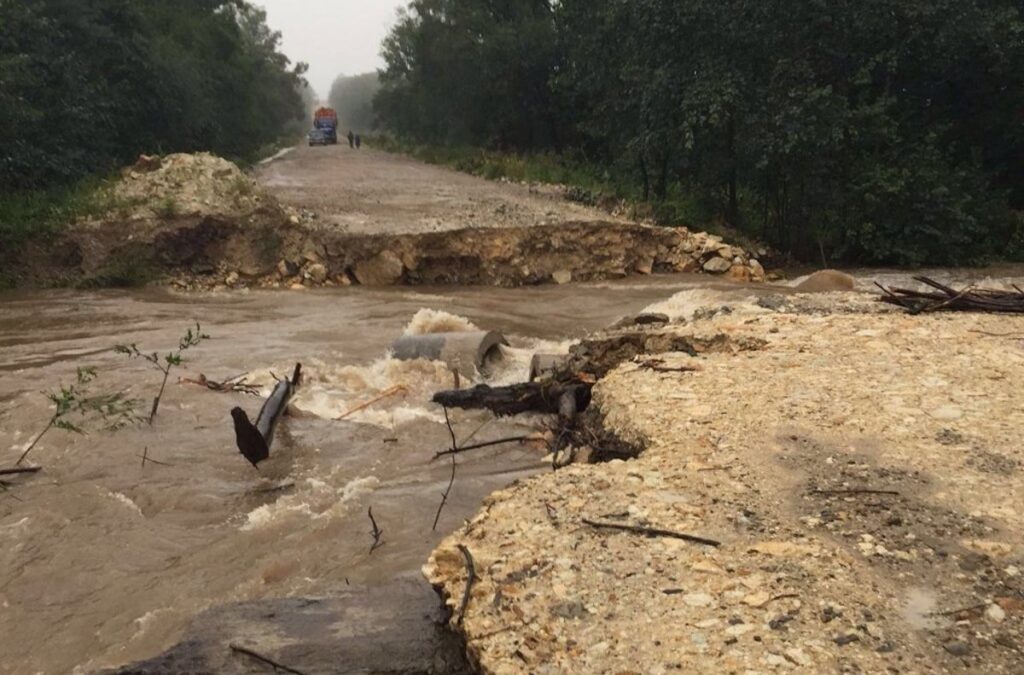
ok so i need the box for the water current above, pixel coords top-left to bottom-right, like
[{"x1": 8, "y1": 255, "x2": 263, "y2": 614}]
[{"x1": 2, "y1": 268, "x2": 1022, "y2": 673}]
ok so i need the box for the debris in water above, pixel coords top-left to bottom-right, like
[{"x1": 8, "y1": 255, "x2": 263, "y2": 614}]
[
  {"x1": 368, "y1": 506, "x2": 384, "y2": 554},
  {"x1": 233, "y1": 364, "x2": 301, "y2": 469},
  {"x1": 878, "y1": 276, "x2": 1024, "y2": 314}
]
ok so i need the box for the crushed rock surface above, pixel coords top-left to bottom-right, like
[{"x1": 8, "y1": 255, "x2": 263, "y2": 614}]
[{"x1": 425, "y1": 293, "x2": 1024, "y2": 674}]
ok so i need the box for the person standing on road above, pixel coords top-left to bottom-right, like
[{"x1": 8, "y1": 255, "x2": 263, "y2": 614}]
[
  {"x1": 347, "y1": 130, "x2": 355, "y2": 148},
  {"x1": 355, "y1": 134, "x2": 362, "y2": 149}
]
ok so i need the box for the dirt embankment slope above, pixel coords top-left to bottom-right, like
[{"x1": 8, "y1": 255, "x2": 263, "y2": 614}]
[
  {"x1": 15, "y1": 148, "x2": 767, "y2": 289},
  {"x1": 425, "y1": 292, "x2": 1024, "y2": 674}
]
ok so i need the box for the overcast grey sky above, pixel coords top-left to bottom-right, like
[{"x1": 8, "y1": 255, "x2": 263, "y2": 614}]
[{"x1": 257, "y1": 1, "x2": 405, "y2": 101}]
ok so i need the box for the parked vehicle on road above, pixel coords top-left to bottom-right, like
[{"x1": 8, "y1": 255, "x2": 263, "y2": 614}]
[
  {"x1": 308, "y1": 128, "x2": 330, "y2": 146},
  {"x1": 312, "y1": 107, "x2": 339, "y2": 145}
]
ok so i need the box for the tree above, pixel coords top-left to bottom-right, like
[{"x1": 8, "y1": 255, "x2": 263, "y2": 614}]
[
  {"x1": 0, "y1": 0, "x2": 308, "y2": 191},
  {"x1": 329, "y1": 72, "x2": 381, "y2": 132}
]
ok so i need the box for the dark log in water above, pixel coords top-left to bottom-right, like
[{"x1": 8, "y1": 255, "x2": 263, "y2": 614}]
[
  {"x1": 432, "y1": 381, "x2": 591, "y2": 418},
  {"x1": 232, "y1": 364, "x2": 302, "y2": 468}
]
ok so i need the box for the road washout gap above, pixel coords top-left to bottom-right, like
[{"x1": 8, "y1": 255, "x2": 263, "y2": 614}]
[
  {"x1": 12, "y1": 151, "x2": 767, "y2": 289},
  {"x1": 424, "y1": 288, "x2": 1024, "y2": 674}
]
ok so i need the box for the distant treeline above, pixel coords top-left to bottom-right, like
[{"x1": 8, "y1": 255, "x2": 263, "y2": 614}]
[
  {"x1": 329, "y1": 72, "x2": 380, "y2": 133},
  {"x1": 375, "y1": 1, "x2": 1024, "y2": 265},
  {"x1": 0, "y1": 0, "x2": 308, "y2": 191}
]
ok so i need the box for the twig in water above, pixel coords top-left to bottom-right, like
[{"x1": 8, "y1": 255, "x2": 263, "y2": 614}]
[
  {"x1": 432, "y1": 406, "x2": 458, "y2": 531},
  {"x1": 138, "y1": 448, "x2": 175, "y2": 468},
  {"x1": 443, "y1": 405, "x2": 458, "y2": 450},
  {"x1": 179, "y1": 372, "x2": 260, "y2": 396},
  {"x1": 433, "y1": 436, "x2": 532, "y2": 459},
  {"x1": 433, "y1": 454, "x2": 457, "y2": 532},
  {"x1": 582, "y1": 518, "x2": 721, "y2": 547},
  {"x1": 0, "y1": 483, "x2": 24, "y2": 502},
  {"x1": 337, "y1": 385, "x2": 408, "y2": 420},
  {"x1": 368, "y1": 506, "x2": 384, "y2": 553},
  {"x1": 0, "y1": 467, "x2": 42, "y2": 477},
  {"x1": 456, "y1": 544, "x2": 476, "y2": 626},
  {"x1": 229, "y1": 644, "x2": 308, "y2": 675}
]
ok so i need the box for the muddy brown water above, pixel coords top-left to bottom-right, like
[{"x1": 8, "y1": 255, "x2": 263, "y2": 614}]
[
  {"x1": 0, "y1": 276, "x2": 756, "y2": 675},
  {"x1": 2, "y1": 267, "x2": 1022, "y2": 674}
]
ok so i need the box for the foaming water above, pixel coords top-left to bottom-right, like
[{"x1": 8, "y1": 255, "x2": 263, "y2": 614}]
[{"x1": 403, "y1": 308, "x2": 480, "y2": 335}]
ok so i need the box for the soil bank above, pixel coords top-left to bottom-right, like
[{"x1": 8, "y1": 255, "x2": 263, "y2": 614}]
[{"x1": 425, "y1": 289, "x2": 1024, "y2": 674}]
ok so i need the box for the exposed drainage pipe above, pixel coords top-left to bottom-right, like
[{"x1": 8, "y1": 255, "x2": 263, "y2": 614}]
[
  {"x1": 529, "y1": 354, "x2": 569, "y2": 382},
  {"x1": 391, "y1": 331, "x2": 509, "y2": 377}
]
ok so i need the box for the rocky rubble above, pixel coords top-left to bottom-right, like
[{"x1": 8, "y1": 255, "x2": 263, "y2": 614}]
[
  {"x1": 23, "y1": 152, "x2": 771, "y2": 289},
  {"x1": 424, "y1": 292, "x2": 1024, "y2": 674}
]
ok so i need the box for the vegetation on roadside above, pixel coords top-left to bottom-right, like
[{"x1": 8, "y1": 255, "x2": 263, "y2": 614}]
[
  {"x1": 0, "y1": 0, "x2": 310, "y2": 280},
  {"x1": 0, "y1": 179, "x2": 126, "y2": 288},
  {"x1": 375, "y1": 0, "x2": 1024, "y2": 267},
  {"x1": 329, "y1": 73, "x2": 381, "y2": 133}
]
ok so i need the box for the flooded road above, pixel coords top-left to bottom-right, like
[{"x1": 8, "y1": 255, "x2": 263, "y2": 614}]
[
  {"x1": 3, "y1": 266, "x2": 1022, "y2": 673},
  {"x1": 0, "y1": 276, "x2": 743, "y2": 675}
]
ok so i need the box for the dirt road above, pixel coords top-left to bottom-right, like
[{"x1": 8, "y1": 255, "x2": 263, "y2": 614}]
[{"x1": 255, "y1": 145, "x2": 620, "y2": 235}]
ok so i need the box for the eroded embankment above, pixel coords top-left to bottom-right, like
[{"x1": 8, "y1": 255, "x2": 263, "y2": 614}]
[
  {"x1": 13, "y1": 153, "x2": 767, "y2": 289},
  {"x1": 424, "y1": 292, "x2": 1024, "y2": 674}
]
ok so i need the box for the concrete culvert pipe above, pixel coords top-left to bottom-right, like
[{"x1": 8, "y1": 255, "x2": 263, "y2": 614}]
[
  {"x1": 529, "y1": 354, "x2": 569, "y2": 382},
  {"x1": 391, "y1": 331, "x2": 509, "y2": 377}
]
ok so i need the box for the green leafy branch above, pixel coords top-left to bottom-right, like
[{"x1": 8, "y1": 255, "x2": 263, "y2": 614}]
[
  {"x1": 115, "y1": 323, "x2": 209, "y2": 424},
  {"x1": 16, "y1": 367, "x2": 140, "y2": 465}
]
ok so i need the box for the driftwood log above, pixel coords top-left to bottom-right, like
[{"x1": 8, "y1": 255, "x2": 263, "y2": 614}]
[
  {"x1": 232, "y1": 364, "x2": 302, "y2": 468},
  {"x1": 878, "y1": 276, "x2": 1024, "y2": 314}
]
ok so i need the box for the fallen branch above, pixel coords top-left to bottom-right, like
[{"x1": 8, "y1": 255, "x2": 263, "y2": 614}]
[
  {"x1": 229, "y1": 644, "x2": 308, "y2": 675},
  {"x1": 456, "y1": 544, "x2": 477, "y2": 626},
  {"x1": 432, "y1": 407, "x2": 458, "y2": 531},
  {"x1": 179, "y1": 372, "x2": 260, "y2": 396},
  {"x1": 433, "y1": 381, "x2": 591, "y2": 417},
  {"x1": 878, "y1": 277, "x2": 1024, "y2": 314},
  {"x1": 582, "y1": 518, "x2": 721, "y2": 547},
  {"x1": 337, "y1": 385, "x2": 408, "y2": 420},
  {"x1": 368, "y1": 506, "x2": 384, "y2": 553}
]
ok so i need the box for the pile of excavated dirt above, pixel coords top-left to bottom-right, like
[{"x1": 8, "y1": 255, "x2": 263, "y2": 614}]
[
  {"x1": 425, "y1": 293, "x2": 1024, "y2": 674},
  {"x1": 110, "y1": 152, "x2": 264, "y2": 219},
  {"x1": 19, "y1": 151, "x2": 769, "y2": 289},
  {"x1": 18, "y1": 153, "x2": 290, "y2": 285}
]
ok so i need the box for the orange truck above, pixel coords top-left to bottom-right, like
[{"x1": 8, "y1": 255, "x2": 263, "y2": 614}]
[{"x1": 310, "y1": 107, "x2": 339, "y2": 145}]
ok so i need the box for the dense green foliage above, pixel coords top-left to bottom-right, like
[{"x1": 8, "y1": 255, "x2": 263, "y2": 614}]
[
  {"x1": 376, "y1": 0, "x2": 1024, "y2": 265},
  {"x1": 0, "y1": 0, "x2": 308, "y2": 191},
  {"x1": 328, "y1": 72, "x2": 381, "y2": 132}
]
